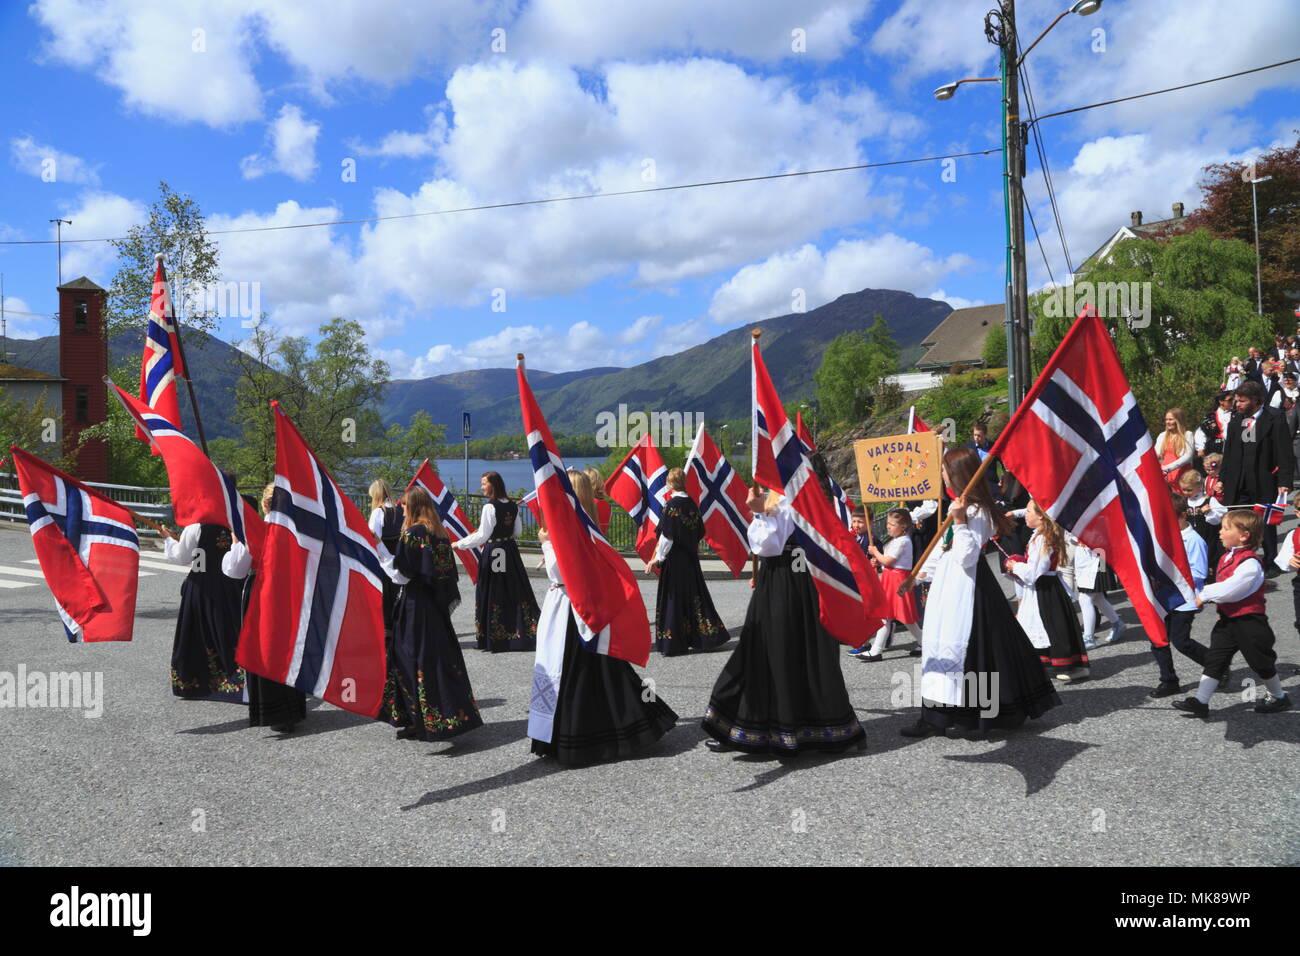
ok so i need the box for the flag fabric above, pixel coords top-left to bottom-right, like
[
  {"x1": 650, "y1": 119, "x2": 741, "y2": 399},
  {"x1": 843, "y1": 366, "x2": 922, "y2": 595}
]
[
  {"x1": 519, "y1": 356, "x2": 651, "y2": 666},
  {"x1": 521, "y1": 489, "x2": 543, "y2": 524},
  {"x1": 1254, "y1": 491, "x2": 1288, "y2": 526},
  {"x1": 684, "y1": 423, "x2": 753, "y2": 577},
  {"x1": 796, "y1": 413, "x2": 855, "y2": 529},
  {"x1": 907, "y1": 406, "x2": 931, "y2": 434},
  {"x1": 237, "y1": 402, "x2": 387, "y2": 717},
  {"x1": 136, "y1": 257, "x2": 186, "y2": 450},
  {"x1": 989, "y1": 306, "x2": 1195, "y2": 648},
  {"x1": 11, "y1": 445, "x2": 139, "y2": 642},
  {"x1": 408, "y1": 459, "x2": 481, "y2": 584},
  {"x1": 110, "y1": 384, "x2": 258, "y2": 541},
  {"x1": 604, "y1": 434, "x2": 669, "y2": 564},
  {"x1": 751, "y1": 337, "x2": 887, "y2": 645}
]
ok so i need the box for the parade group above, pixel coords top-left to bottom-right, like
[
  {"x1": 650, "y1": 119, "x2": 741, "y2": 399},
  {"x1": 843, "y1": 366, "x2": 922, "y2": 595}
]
[{"x1": 151, "y1": 334, "x2": 1297, "y2": 767}]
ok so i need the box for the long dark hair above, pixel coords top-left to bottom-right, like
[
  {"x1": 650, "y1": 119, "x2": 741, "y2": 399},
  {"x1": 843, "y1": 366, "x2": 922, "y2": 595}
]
[
  {"x1": 808, "y1": 451, "x2": 836, "y2": 506},
  {"x1": 482, "y1": 471, "x2": 508, "y2": 501},
  {"x1": 944, "y1": 447, "x2": 1014, "y2": 536}
]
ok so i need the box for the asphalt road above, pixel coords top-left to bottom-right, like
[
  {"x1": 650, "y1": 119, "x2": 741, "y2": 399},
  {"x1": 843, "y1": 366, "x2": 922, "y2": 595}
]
[{"x1": 1, "y1": 521, "x2": 1296, "y2": 866}]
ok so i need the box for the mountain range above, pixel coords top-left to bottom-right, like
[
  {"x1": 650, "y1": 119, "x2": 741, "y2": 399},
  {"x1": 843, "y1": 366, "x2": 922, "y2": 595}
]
[{"x1": 5, "y1": 287, "x2": 952, "y2": 440}]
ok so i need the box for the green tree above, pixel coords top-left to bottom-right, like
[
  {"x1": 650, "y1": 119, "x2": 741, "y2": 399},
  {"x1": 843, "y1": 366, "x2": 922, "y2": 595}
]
[
  {"x1": 866, "y1": 313, "x2": 900, "y2": 365},
  {"x1": 982, "y1": 320, "x2": 1007, "y2": 368},
  {"x1": 0, "y1": 387, "x2": 76, "y2": 471},
  {"x1": 105, "y1": 182, "x2": 222, "y2": 340},
  {"x1": 1030, "y1": 228, "x2": 1267, "y2": 424},
  {"x1": 374, "y1": 411, "x2": 450, "y2": 487},
  {"x1": 814, "y1": 330, "x2": 897, "y2": 424}
]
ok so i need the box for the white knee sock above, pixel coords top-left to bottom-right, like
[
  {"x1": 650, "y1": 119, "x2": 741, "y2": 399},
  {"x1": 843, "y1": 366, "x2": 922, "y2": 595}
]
[
  {"x1": 868, "y1": 622, "x2": 893, "y2": 655},
  {"x1": 1095, "y1": 594, "x2": 1121, "y2": 627},
  {"x1": 1194, "y1": 675, "x2": 1219, "y2": 704},
  {"x1": 903, "y1": 622, "x2": 923, "y2": 644},
  {"x1": 1263, "y1": 675, "x2": 1285, "y2": 698},
  {"x1": 1080, "y1": 595, "x2": 1098, "y2": 639}
]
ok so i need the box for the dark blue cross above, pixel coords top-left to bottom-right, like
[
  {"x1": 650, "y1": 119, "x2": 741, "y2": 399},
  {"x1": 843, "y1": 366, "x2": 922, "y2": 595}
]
[
  {"x1": 271, "y1": 461, "x2": 384, "y2": 693},
  {"x1": 1038, "y1": 379, "x2": 1185, "y2": 613},
  {"x1": 688, "y1": 457, "x2": 748, "y2": 537},
  {"x1": 142, "y1": 317, "x2": 177, "y2": 401},
  {"x1": 528, "y1": 436, "x2": 600, "y2": 537}
]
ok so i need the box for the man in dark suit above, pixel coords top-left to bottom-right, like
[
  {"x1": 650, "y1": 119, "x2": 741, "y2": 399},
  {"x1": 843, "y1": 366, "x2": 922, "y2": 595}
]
[
  {"x1": 1243, "y1": 346, "x2": 1266, "y2": 384},
  {"x1": 965, "y1": 423, "x2": 1002, "y2": 501},
  {"x1": 1220, "y1": 380, "x2": 1294, "y2": 575}
]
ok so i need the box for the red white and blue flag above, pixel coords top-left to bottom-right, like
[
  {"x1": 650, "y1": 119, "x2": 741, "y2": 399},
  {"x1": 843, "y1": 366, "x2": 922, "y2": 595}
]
[
  {"x1": 408, "y1": 459, "x2": 480, "y2": 584},
  {"x1": 238, "y1": 402, "x2": 387, "y2": 717},
  {"x1": 11, "y1": 445, "x2": 139, "y2": 642},
  {"x1": 1254, "y1": 491, "x2": 1288, "y2": 526},
  {"x1": 604, "y1": 434, "x2": 669, "y2": 564},
  {"x1": 110, "y1": 383, "x2": 258, "y2": 543},
  {"x1": 991, "y1": 306, "x2": 1196, "y2": 647},
  {"x1": 906, "y1": 406, "x2": 932, "y2": 435},
  {"x1": 136, "y1": 257, "x2": 186, "y2": 451},
  {"x1": 796, "y1": 412, "x2": 854, "y2": 529},
  {"x1": 752, "y1": 336, "x2": 886, "y2": 645},
  {"x1": 684, "y1": 423, "x2": 752, "y2": 578},
  {"x1": 521, "y1": 489, "x2": 543, "y2": 523},
  {"x1": 519, "y1": 356, "x2": 651, "y2": 666}
]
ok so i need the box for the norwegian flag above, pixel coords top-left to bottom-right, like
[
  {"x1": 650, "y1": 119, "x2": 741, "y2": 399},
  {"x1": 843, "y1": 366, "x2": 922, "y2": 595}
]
[
  {"x1": 751, "y1": 335, "x2": 887, "y2": 645},
  {"x1": 11, "y1": 445, "x2": 139, "y2": 642},
  {"x1": 136, "y1": 257, "x2": 186, "y2": 451},
  {"x1": 521, "y1": 489, "x2": 543, "y2": 523},
  {"x1": 684, "y1": 423, "x2": 753, "y2": 577},
  {"x1": 906, "y1": 406, "x2": 932, "y2": 434},
  {"x1": 991, "y1": 306, "x2": 1195, "y2": 647},
  {"x1": 110, "y1": 383, "x2": 258, "y2": 542},
  {"x1": 604, "y1": 434, "x2": 669, "y2": 564},
  {"x1": 519, "y1": 356, "x2": 651, "y2": 666},
  {"x1": 796, "y1": 412, "x2": 854, "y2": 529},
  {"x1": 1254, "y1": 491, "x2": 1288, "y2": 526},
  {"x1": 407, "y1": 459, "x2": 480, "y2": 584},
  {"x1": 237, "y1": 402, "x2": 387, "y2": 717}
]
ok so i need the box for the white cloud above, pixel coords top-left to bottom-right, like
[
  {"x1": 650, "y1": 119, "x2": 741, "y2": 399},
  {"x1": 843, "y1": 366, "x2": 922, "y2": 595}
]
[
  {"x1": 618, "y1": 314, "x2": 662, "y2": 344},
  {"x1": 0, "y1": 296, "x2": 53, "y2": 340},
  {"x1": 56, "y1": 191, "x2": 148, "y2": 283},
  {"x1": 240, "y1": 104, "x2": 321, "y2": 181},
  {"x1": 869, "y1": 0, "x2": 999, "y2": 82},
  {"x1": 9, "y1": 136, "x2": 101, "y2": 185},
  {"x1": 930, "y1": 290, "x2": 984, "y2": 311},
  {"x1": 709, "y1": 236, "x2": 974, "y2": 325},
  {"x1": 349, "y1": 107, "x2": 448, "y2": 159}
]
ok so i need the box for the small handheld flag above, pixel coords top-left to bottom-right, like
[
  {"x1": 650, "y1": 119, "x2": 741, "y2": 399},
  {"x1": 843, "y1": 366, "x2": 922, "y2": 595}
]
[{"x1": 408, "y1": 459, "x2": 481, "y2": 583}]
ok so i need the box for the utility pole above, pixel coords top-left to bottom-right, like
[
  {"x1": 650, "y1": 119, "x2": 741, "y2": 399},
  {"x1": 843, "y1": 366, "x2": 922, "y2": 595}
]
[
  {"x1": 1250, "y1": 174, "x2": 1273, "y2": 316},
  {"x1": 999, "y1": 0, "x2": 1031, "y2": 408},
  {"x1": 49, "y1": 219, "x2": 71, "y2": 286}
]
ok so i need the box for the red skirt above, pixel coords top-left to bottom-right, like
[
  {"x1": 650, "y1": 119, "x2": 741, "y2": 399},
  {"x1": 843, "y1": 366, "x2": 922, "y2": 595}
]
[{"x1": 879, "y1": 567, "x2": 920, "y2": 624}]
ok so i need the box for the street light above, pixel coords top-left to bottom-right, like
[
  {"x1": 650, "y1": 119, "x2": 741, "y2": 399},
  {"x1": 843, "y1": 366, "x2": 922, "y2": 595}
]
[
  {"x1": 1250, "y1": 174, "x2": 1273, "y2": 316},
  {"x1": 933, "y1": 0, "x2": 1103, "y2": 412}
]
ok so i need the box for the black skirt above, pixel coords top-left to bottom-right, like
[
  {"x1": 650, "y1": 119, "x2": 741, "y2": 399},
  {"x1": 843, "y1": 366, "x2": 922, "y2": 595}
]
[
  {"x1": 1076, "y1": 563, "x2": 1120, "y2": 593},
  {"x1": 238, "y1": 571, "x2": 307, "y2": 727},
  {"x1": 702, "y1": 548, "x2": 865, "y2": 754},
  {"x1": 1036, "y1": 574, "x2": 1089, "y2": 672},
  {"x1": 171, "y1": 525, "x2": 245, "y2": 702},
  {"x1": 475, "y1": 538, "x2": 539, "y2": 652},
  {"x1": 531, "y1": 615, "x2": 677, "y2": 766},
  {"x1": 655, "y1": 548, "x2": 729, "y2": 656},
  {"x1": 922, "y1": 559, "x2": 1061, "y2": 731}
]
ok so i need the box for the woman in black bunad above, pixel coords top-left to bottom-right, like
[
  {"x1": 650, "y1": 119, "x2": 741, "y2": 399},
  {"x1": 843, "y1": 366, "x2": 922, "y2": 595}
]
[
  {"x1": 222, "y1": 485, "x2": 307, "y2": 731},
  {"x1": 646, "y1": 467, "x2": 729, "y2": 656},
  {"x1": 380, "y1": 485, "x2": 482, "y2": 742},
  {"x1": 1194, "y1": 391, "x2": 1234, "y2": 469},
  {"x1": 701, "y1": 457, "x2": 866, "y2": 756},
  {"x1": 453, "y1": 471, "x2": 538, "y2": 652},
  {"x1": 901, "y1": 447, "x2": 1060, "y2": 740},
  {"x1": 367, "y1": 478, "x2": 405, "y2": 641},
  {"x1": 528, "y1": 469, "x2": 677, "y2": 766}
]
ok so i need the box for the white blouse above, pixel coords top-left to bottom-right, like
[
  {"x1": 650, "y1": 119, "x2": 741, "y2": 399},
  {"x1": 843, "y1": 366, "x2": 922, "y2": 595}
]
[
  {"x1": 454, "y1": 499, "x2": 520, "y2": 549},
  {"x1": 161, "y1": 524, "x2": 202, "y2": 566},
  {"x1": 748, "y1": 498, "x2": 795, "y2": 557}
]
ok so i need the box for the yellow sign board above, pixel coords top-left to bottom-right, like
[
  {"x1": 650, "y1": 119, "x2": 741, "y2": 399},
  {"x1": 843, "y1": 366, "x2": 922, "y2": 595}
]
[{"x1": 853, "y1": 432, "x2": 943, "y2": 503}]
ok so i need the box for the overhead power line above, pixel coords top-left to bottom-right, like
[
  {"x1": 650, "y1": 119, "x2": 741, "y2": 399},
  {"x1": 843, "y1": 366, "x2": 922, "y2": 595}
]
[{"x1": 0, "y1": 147, "x2": 1002, "y2": 247}]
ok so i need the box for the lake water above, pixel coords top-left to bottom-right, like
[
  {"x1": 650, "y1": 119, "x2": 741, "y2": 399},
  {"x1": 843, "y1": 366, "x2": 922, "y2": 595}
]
[{"x1": 433, "y1": 457, "x2": 607, "y2": 497}]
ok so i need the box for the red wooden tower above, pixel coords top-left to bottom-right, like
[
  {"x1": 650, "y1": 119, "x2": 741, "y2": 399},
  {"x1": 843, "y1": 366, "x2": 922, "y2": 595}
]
[{"x1": 58, "y1": 276, "x2": 108, "y2": 481}]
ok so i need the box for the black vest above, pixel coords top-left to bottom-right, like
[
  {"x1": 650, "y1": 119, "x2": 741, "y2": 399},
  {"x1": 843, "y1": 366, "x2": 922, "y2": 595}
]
[{"x1": 488, "y1": 500, "x2": 517, "y2": 540}]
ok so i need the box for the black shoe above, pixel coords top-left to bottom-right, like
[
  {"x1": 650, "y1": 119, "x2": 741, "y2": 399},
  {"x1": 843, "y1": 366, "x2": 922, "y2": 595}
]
[
  {"x1": 944, "y1": 725, "x2": 988, "y2": 741},
  {"x1": 396, "y1": 726, "x2": 420, "y2": 739},
  {"x1": 900, "y1": 719, "x2": 944, "y2": 738},
  {"x1": 1265, "y1": 566, "x2": 1283, "y2": 579},
  {"x1": 270, "y1": 722, "x2": 298, "y2": 733},
  {"x1": 908, "y1": 648, "x2": 923, "y2": 657},
  {"x1": 1149, "y1": 680, "x2": 1182, "y2": 698},
  {"x1": 856, "y1": 652, "x2": 884, "y2": 663},
  {"x1": 705, "y1": 738, "x2": 735, "y2": 753},
  {"x1": 1172, "y1": 697, "x2": 1210, "y2": 718},
  {"x1": 1255, "y1": 693, "x2": 1292, "y2": 714},
  {"x1": 1215, "y1": 671, "x2": 1232, "y2": 692}
]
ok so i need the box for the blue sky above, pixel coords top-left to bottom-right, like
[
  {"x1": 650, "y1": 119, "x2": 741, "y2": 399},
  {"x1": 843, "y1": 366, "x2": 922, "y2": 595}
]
[{"x1": 1, "y1": 0, "x2": 1297, "y2": 378}]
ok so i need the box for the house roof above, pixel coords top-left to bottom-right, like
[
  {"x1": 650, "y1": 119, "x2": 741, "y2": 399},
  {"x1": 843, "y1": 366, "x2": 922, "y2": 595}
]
[
  {"x1": 915, "y1": 304, "x2": 1003, "y2": 369},
  {"x1": 1077, "y1": 212, "x2": 1189, "y2": 276},
  {"x1": 56, "y1": 276, "x2": 105, "y2": 292},
  {"x1": 0, "y1": 362, "x2": 64, "y2": 382}
]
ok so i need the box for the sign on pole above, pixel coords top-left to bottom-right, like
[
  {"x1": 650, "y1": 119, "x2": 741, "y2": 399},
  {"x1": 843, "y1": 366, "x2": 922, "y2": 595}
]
[{"x1": 853, "y1": 431, "x2": 943, "y2": 503}]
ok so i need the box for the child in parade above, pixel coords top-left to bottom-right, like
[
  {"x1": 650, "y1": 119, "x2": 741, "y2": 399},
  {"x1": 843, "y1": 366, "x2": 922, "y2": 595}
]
[
  {"x1": 1006, "y1": 501, "x2": 1089, "y2": 682},
  {"x1": 1070, "y1": 531, "x2": 1124, "y2": 649},
  {"x1": 856, "y1": 509, "x2": 923, "y2": 661},
  {"x1": 1149, "y1": 494, "x2": 1213, "y2": 698}
]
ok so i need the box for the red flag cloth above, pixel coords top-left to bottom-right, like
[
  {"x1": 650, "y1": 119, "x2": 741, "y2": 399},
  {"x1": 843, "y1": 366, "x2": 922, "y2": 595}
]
[
  {"x1": 237, "y1": 402, "x2": 387, "y2": 717},
  {"x1": 136, "y1": 258, "x2": 185, "y2": 451},
  {"x1": 595, "y1": 497, "x2": 612, "y2": 536},
  {"x1": 1254, "y1": 491, "x2": 1288, "y2": 526},
  {"x1": 407, "y1": 459, "x2": 480, "y2": 584},
  {"x1": 604, "y1": 434, "x2": 669, "y2": 564},
  {"x1": 684, "y1": 423, "x2": 753, "y2": 577},
  {"x1": 521, "y1": 489, "x2": 542, "y2": 523},
  {"x1": 989, "y1": 307, "x2": 1195, "y2": 647},
  {"x1": 519, "y1": 357, "x2": 651, "y2": 666},
  {"x1": 751, "y1": 337, "x2": 887, "y2": 644},
  {"x1": 11, "y1": 445, "x2": 139, "y2": 642},
  {"x1": 110, "y1": 384, "x2": 255, "y2": 541},
  {"x1": 795, "y1": 413, "x2": 853, "y2": 528},
  {"x1": 907, "y1": 406, "x2": 931, "y2": 434}
]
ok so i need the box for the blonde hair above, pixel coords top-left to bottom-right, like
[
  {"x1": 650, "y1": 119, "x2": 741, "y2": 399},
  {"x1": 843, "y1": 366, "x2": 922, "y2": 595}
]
[
  {"x1": 1221, "y1": 510, "x2": 1262, "y2": 548},
  {"x1": 567, "y1": 468, "x2": 597, "y2": 521},
  {"x1": 1028, "y1": 500, "x2": 1067, "y2": 565},
  {"x1": 261, "y1": 482, "x2": 275, "y2": 516},
  {"x1": 1163, "y1": 408, "x2": 1189, "y2": 456},
  {"x1": 369, "y1": 478, "x2": 395, "y2": 512},
  {"x1": 1178, "y1": 469, "x2": 1204, "y2": 491},
  {"x1": 666, "y1": 467, "x2": 685, "y2": 491},
  {"x1": 402, "y1": 485, "x2": 448, "y2": 538},
  {"x1": 1203, "y1": 452, "x2": 1223, "y2": 470},
  {"x1": 584, "y1": 467, "x2": 606, "y2": 499}
]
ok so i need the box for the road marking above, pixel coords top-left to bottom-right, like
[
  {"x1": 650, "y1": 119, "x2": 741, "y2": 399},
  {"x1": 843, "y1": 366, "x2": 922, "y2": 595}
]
[
  {"x1": 0, "y1": 565, "x2": 51, "y2": 579},
  {"x1": 135, "y1": 559, "x2": 189, "y2": 574},
  {"x1": 0, "y1": 578, "x2": 37, "y2": 589}
]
